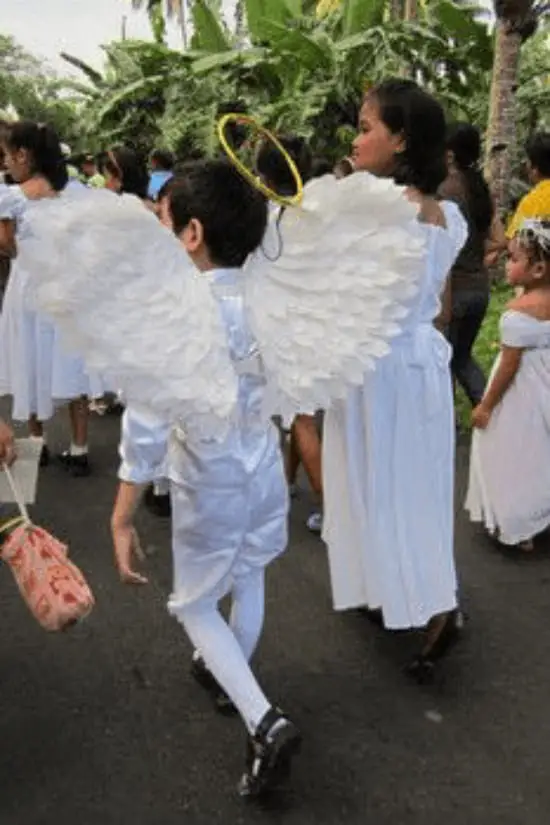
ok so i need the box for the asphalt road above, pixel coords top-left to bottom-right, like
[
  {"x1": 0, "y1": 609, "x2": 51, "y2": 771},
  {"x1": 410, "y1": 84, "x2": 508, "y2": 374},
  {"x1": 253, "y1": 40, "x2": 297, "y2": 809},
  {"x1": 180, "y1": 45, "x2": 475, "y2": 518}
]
[{"x1": 1, "y1": 409, "x2": 548, "y2": 825}]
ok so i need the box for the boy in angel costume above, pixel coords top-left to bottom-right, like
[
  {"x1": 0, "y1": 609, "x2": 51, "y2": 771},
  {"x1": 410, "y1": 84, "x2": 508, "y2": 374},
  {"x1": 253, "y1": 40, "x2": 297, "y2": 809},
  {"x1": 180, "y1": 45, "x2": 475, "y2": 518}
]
[{"x1": 19, "y1": 156, "x2": 427, "y2": 797}]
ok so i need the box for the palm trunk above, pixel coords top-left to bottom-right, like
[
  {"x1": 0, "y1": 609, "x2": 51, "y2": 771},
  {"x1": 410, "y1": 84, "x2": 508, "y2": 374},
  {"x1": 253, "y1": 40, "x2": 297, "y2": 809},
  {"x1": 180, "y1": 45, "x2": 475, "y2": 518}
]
[
  {"x1": 404, "y1": 0, "x2": 418, "y2": 20},
  {"x1": 485, "y1": 20, "x2": 522, "y2": 213},
  {"x1": 390, "y1": 0, "x2": 405, "y2": 19},
  {"x1": 235, "y1": 0, "x2": 245, "y2": 46}
]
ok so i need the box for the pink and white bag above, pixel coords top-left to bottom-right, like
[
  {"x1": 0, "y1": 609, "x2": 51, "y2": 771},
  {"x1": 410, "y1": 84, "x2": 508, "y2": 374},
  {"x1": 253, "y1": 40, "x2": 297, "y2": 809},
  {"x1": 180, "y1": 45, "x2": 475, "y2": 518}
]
[{"x1": 0, "y1": 465, "x2": 95, "y2": 631}]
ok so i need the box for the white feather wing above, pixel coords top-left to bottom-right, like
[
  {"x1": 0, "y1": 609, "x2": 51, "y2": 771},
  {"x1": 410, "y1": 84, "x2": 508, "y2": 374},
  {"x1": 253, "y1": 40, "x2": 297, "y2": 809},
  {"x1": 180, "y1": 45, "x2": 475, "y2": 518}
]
[
  {"x1": 245, "y1": 172, "x2": 427, "y2": 419},
  {"x1": 19, "y1": 189, "x2": 237, "y2": 437}
]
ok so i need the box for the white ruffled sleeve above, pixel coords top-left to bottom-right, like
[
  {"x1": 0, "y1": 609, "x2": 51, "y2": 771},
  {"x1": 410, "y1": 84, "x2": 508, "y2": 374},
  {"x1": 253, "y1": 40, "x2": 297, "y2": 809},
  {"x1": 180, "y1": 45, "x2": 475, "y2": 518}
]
[
  {"x1": 245, "y1": 172, "x2": 427, "y2": 420},
  {"x1": 119, "y1": 406, "x2": 171, "y2": 485},
  {"x1": 500, "y1": 310, "x2": 548, "y2": 349},
  {"x1": 0, "y1": 185, "x2": 26, "y2": 222}
]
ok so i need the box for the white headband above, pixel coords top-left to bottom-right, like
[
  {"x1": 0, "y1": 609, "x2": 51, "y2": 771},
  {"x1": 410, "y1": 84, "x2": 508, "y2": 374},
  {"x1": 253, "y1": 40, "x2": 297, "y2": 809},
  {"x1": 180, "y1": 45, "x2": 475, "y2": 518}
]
[{"x1": 518, "y1": 218, "x2": 550, "y2": 255}]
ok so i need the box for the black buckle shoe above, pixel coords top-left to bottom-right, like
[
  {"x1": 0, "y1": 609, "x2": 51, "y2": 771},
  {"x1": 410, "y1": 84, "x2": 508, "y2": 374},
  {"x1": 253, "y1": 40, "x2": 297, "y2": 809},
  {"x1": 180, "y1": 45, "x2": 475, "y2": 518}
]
[
  {"x1": 57, "y1": 451, "x2": 91, "y2": 477},
  {"x1": 190, "y1": 655, "x2": 236, "y2": 715},
  {"x1": 238, "y1": 707, "x2": 301, "y2": 798}
]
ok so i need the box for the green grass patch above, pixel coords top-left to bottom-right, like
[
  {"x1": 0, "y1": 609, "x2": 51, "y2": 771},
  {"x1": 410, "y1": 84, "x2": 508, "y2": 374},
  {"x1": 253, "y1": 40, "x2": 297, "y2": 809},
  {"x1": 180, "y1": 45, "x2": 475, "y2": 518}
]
[{"x1": 455, "y1": 281, "x2": 512, "y2": 430}]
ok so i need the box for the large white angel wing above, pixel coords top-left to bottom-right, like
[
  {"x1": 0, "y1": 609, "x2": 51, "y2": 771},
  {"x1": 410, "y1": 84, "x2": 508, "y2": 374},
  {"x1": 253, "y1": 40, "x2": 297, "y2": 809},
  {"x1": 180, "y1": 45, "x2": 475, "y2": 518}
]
[
  {"x1": 18, "y1": 188, "x2": 237, "y2": 437},
  {"x1": 245, "y1": 172, "x2": 427, "y2": 420}
]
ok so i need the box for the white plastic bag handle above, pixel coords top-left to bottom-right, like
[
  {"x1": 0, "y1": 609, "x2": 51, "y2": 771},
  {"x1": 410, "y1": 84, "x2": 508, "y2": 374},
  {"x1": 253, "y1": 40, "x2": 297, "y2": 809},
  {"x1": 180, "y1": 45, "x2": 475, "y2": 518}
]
[{"x1": 2, "y1": 463, "x2": 32, "y2": 526}]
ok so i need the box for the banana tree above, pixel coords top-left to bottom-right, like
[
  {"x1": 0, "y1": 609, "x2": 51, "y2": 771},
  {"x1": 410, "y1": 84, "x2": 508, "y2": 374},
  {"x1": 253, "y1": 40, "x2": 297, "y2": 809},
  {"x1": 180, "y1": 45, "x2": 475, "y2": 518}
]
[
  {"x1": 486, "y1": 0, "x2": 549, "y2": 211},
  {"x1": 130, "y1": 0, "x2": 189, "y2": 46}
]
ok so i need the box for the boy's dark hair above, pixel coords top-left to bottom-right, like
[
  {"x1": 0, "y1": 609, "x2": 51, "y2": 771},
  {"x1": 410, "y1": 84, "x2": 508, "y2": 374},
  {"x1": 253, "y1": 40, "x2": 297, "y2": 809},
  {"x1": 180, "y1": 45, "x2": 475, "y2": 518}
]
[
  {"x1": 157, "y1": 175, "x2": 175, "y2": 204},
  {"x1": 5, "y1": 120, "x2": 68, "y2": 191},
  {"x1": 311, "y1": 157, "x2": 333, "y2": 179},
  {"x1": 168, "y1": 159, "x2": 268, "y2": 268},
  {"x1": 150, "y1": 148, "x2": 175, "y2": 171},
  {"x1": 256, "y1": 135, "x2": 312, "y2": 196},
  {"x1": 526, "y1": 132, "x2": 550, "y2": 178}
]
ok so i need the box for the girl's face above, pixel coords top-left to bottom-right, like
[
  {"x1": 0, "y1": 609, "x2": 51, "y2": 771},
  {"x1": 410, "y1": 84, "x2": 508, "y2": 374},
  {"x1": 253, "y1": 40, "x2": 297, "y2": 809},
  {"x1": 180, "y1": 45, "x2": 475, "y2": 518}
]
[
  {"x1": 506, "y1": 239, "x2": 545, "y2": 287},
  {"x1": 352, "y1": 98, "x2": 405, "y2": 177},
  {"x1": 2, "y1": 144, "x2": 32, "y2": 183},
  {"x1": 104, "y1": 169, "x2": 122, "y2": 193}
]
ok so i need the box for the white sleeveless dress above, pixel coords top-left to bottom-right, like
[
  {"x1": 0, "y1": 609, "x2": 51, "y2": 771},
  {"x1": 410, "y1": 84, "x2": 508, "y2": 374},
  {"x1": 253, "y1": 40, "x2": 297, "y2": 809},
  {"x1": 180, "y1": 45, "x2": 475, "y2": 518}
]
[
  {"x1": 466, "y1": 310, "x2": 550, "y2": 544},
  {"x1": 322, "y1": 201, "x2": 467, "y2": 630}
]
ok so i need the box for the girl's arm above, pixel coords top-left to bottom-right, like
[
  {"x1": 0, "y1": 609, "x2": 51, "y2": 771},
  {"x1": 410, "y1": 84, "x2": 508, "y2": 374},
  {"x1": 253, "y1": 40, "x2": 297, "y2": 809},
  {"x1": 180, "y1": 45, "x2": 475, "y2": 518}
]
[
  {"x1": 472, "y1": 345, "x2": 523, "y2": 428},
  {"x1": 484, "y1": 213, "x2": 508, "y2": 265},
  {"x1": 434, "y1": 274, "x2": 452, "y2": 332}
]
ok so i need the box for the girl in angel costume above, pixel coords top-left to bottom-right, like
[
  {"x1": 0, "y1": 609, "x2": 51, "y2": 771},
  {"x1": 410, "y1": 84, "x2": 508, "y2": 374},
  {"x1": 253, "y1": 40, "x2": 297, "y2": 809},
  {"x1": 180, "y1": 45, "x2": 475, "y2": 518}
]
[
  {"x1": 466, "y1": 219, "x2": 550, "y2": 551},
  {"x1": 0, "y1": 121, "x2": 107, "y2": 475},
  {"x1": 322, "y1": 80, "x2": 468, "y2": 681},
  {"x1": 19, "y1": 132, "x2": 428, "y2": 795}
]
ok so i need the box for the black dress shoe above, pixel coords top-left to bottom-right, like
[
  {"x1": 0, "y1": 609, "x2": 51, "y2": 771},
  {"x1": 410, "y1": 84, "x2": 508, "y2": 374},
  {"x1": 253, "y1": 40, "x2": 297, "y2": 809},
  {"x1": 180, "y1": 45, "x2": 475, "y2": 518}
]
[
  {"x1": 238, "y1": 707, "x2": 301, "y2": 798},
  {"x1": 190, "y1": 654, "x2": 236, "y2": 715},
  {"x1": 57, "y1": 451, "x2": 91, "y2": 477}
]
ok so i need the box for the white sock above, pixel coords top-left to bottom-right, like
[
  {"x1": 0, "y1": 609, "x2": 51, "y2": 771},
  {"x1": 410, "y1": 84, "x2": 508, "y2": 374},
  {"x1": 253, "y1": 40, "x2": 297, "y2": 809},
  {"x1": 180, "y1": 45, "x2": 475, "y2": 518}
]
[
  {"x1": 153, "y1": 479, "x2": 169, "y2": 496},
  {"x1": 176, "y1": 599, "x2": 270, "y2": 734},
  {"x1": 69, "y1": 443, "x2": 88, "y2": 457}
]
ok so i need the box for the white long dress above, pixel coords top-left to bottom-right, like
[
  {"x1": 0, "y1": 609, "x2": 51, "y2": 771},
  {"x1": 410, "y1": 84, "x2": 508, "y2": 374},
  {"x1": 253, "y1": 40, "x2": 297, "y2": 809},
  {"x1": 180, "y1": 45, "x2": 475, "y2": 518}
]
[
  {"x1": 322, "y1": 201, "x2": 468, "y2": 630},
  {"x1": 0, "y1": 184, "x2": 106, "y2": 421},
  {"x1": 466, "y1": 310, "x2": 550, "y2": 544}
]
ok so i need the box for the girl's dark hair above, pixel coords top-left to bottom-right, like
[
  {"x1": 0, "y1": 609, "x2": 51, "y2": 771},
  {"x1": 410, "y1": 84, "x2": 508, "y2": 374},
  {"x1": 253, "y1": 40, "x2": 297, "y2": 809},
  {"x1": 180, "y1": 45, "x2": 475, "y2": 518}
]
[
  {"x1": 101, "y1": 146, "x2": 149, "y2": 199},
  {"x1": 369, "y1": 79, "x2": 447, "y2": 195},
  {"x1": 5, "y1": 121, "x2": 68, "y2": 191},
  {"x1": 525, "y1": 132, "x2": 550, "y2": 178},
  {"x1": 256, "y1": 135, "x2": 312, "y2": 196},
  {"x1": 446, "y1": 122, "x2": 493, "y2": 234}
]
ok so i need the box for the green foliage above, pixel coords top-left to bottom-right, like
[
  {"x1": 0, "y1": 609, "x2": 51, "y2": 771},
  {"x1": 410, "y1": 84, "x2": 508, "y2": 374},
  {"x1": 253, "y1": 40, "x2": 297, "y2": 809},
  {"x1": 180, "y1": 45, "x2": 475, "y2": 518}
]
[
  {"x1": 0, "y1": 35, "x2": 79, "y2": 144},
  {"x1": 3, "y1": 0, "x2": 543, "y2": 167}
]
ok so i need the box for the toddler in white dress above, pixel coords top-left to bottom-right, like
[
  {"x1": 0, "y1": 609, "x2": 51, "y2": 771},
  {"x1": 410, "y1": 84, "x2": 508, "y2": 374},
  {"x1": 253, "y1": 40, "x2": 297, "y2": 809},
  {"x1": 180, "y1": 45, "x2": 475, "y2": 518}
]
[{"x1": 466, "y1": 218, "x2": 550, "y2": 549}]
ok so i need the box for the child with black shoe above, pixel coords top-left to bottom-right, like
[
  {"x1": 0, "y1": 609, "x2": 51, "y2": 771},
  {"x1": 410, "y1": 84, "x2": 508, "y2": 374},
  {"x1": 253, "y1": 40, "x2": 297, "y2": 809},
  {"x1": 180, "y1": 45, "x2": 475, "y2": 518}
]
[{"x1": 111, "y1": 161, "x2": 301, "y2": 798}]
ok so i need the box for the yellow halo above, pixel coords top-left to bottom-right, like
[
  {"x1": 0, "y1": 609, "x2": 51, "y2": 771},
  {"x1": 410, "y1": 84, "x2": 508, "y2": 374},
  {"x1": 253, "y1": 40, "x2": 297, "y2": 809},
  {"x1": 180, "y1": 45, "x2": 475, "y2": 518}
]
[{"x1": 217, "y1": 113, "x2": 304, "y2": 208}]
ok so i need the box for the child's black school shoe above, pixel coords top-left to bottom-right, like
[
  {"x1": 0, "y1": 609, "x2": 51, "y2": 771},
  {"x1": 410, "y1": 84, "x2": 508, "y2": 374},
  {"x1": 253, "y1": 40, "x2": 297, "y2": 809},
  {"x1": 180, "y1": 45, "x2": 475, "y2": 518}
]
[
  {"x1": 143, "y1": 484, "x2": 172, "y2": 518},
  {"x1": 190, "y1": 653, "x2": 236, "y2": 715},
  {"x1": 57, "y1": 451, "x2": 91, "y2": 478},
  {"x1": 238, "y1": 707, "x2": 301, "y2": 798}
]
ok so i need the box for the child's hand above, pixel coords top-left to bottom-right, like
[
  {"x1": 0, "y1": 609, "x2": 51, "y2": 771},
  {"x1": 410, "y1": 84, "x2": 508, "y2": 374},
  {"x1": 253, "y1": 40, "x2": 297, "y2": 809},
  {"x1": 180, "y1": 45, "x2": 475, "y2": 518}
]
[
  {"x1": 472, "y1": 404, "x2": 491, "y2": 430},
  {"x1": 0, "y1": 418, "x2": 16, "y2": 466},
  {"x1": 111, "y1": 519, "x2": 148, "y2": 585}
]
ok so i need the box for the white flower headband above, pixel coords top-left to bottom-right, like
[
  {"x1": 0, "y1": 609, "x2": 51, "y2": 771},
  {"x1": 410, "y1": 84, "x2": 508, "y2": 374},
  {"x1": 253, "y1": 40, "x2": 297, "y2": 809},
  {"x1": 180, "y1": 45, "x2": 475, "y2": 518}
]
[{"x1": 518, "y1": 218, "x2": 550, "y2": 257}]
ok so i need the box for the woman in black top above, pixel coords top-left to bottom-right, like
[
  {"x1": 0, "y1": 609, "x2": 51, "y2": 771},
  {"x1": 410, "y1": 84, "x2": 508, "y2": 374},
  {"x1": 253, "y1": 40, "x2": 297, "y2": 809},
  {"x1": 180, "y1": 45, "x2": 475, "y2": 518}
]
[{"x1": 439, "y1": 123, "x2": 494, "y2": 407}]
